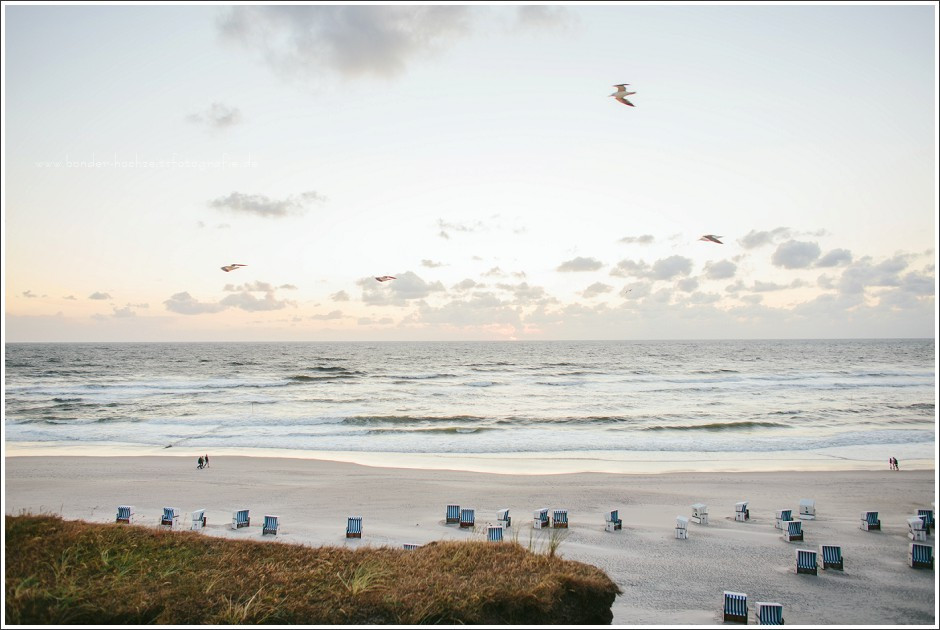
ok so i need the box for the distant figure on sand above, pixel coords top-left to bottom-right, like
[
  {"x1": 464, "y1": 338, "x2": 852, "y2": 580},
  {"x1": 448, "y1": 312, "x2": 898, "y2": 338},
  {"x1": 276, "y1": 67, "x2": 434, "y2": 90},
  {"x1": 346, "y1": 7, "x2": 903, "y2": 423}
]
[
  {"x1": 889, "y1": 457, "x2": 894, "y2": 470},
  {"x1": 893, "y1": 457, "x2": 900, "y2": 471},
  {"x1": 204, "y1": 454, "x2": 209, "y2": 468},
  {"x1": 198, "y1": 456, "x2": 204, "y2": 469}
]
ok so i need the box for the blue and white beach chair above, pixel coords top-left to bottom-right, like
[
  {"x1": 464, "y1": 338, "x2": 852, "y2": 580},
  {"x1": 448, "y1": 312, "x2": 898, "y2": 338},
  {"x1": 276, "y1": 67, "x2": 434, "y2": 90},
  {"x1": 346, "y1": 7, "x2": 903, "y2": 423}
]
[
  {"x1": 606, "y1": 510, "x2": 623, "y2": 532},
  {"x1": 756, "y1": 602, "x2": 784, "y2": 625},
  {"x1": 347, "y1": 516, "x2": 362, "y2": 539},
  {"x1": 723, "y1": 591, "x2": 748, "y2": 624},
  {"x1": 908, "y1": 516, "x2": 927, "y2": 542},
  {"x1": 675, "y1": 516, "x2": 689, "y2": 540},
  {"x1": 774, "y1": 509, "x2": 792, "y2": 530},
  {"x1": 446, "y1": 504, "x2": 460, "y2": 524},
  {"x1": 799, "y1": 498, "x2": 816, "y2": 520},
  {"x1": 262, "y1": 514, "x2": 279, "y2": 536},
  {"x1": 403, "y1": 543, "x2": 421, "y2": 550},
  {"x1": 533, "y1": 508, "x2": 550, "y2": 529},
  {"x1": 735, "y1": 501, "x2": 750, "y2": 522},
  {"x1": 191, "y1": 508, "x2": 207, "y2": 530},
  {"x1": 497, "y1": 508, "x2": 511, "y2": 528},
  {"x1": 783, "y1": 520, "x2": 803, "y2": 542},
  {"x1": 691, "y1": 503, "x2": 709, "y2": 525},
  {"x1": 917, "y1": 509, "x2": 934, "y2": 533},
  {"x1": 552, "y1": 509, "x2": 569, "y2": 529},
  {"x1": 116, "y1": 505, "x2": 134, "y2": 524},
  {"x1": 820, "y1": 544, "x2": 843, "y2": 570},
  {"x1": 796, "y1": 548, "x2": 818, "y2": 575},
  {"x1": 909, "y1": 542, "x2": 933, "y2": 569},
  {"x1": 231, "y1": 509, "x2": 250, "y2": 529},
  {"x1": 860, "y1": 511, "x2": 881, "y2": 531},
  {"x1": 161, "y1": 507, "x2": 179, "y2": 528},
  {"x1": 459, "y1": 509, "x2": 475, "y2": 529},
  {"x1": 487, "y1": 525, "x2": 504, "y2": 542}
]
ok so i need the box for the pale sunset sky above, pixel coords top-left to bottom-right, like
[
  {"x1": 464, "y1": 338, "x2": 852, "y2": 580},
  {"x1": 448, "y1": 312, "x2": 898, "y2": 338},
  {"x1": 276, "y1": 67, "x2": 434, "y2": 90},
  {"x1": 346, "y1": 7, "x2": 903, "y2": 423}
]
[{"x1": 3, "y1": 2, "x2": 937, "y2": 342}]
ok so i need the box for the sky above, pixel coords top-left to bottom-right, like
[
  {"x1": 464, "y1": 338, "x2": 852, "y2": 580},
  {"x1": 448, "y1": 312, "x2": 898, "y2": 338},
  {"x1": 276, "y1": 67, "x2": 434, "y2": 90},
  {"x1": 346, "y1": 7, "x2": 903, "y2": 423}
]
[{"x1": 2, "y1": 2, "x2": 938, "y2": 342}]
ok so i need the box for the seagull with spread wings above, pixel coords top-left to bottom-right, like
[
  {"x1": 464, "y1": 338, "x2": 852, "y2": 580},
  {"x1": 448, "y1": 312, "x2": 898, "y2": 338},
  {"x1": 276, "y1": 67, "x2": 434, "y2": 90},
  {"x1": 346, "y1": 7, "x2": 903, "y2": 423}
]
[
  {"x1": 221, "y1": 264, "x2": 248, "y2": 272},
  {"x1": 610, "y1": 83, "x2": 636, "y2": 107},
  {"x1": 375, "y1": 276, "x2": 397, "y2": 282},
  {"x1": 699, "y1": 235, "x2": 724, "y2": 244}
]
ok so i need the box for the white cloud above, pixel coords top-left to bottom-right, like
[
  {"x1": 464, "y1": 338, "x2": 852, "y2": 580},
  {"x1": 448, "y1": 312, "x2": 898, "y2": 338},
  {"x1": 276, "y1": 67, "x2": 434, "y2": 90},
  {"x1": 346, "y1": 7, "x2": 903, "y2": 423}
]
[
  {"x1": 163, "y1": 292, "x2": 226, "y2": 315},
  {"x1": 209, "y1": 191, "x2": 325, "y2": 218},
  {"x1": 816, "y1": 248, "x2": 853, "y2": 268},
  {"x1": 772, "y1": 240, "x2": 821, "y2": 269},
  {"x1": 739, "y1": 227, "x2": 792, "y2": 249},
  {"x1": 704, "y1": 260, "x2": 737, "y2": 280},
  {"x1": 358, "y1": 271, "x2": 445, "y2": 306},
  {"x1": 618, "y1": 234, "x2": 655, "y2": 245},
  {"x1": 187, "y1": 102, "x2": 242, "y2": 129},
  {"x1": 89, "y1": 292, "x2": 112, "y2": 300},
  {"x1": 649, "y1": 255, "x2": 693, "y2": 280},
  {"x1": 582, "y1": 282, "x2": 613, "y2": 298},
  {"x1": 557, "y1": 256, "x2": 604, "y2": 272},
  {"x1": 331, "y1": 290, "x2": 350, "y2": 302}
]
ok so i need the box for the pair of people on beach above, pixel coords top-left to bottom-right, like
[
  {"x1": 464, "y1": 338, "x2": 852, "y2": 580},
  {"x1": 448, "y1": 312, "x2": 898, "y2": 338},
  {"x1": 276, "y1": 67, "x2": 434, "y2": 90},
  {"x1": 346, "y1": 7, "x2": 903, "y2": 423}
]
[
  {"x1": 889, "y1": 456, "x2": 899, "y2": 471},
  {"x1": 197, "y1": 454, "x2": 210, "y2": 469}
]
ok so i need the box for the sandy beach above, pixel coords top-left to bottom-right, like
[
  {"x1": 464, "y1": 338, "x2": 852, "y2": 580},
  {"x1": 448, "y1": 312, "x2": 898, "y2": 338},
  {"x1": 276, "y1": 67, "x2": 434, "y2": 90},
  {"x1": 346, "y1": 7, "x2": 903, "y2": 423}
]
[{"x1": 4, "y1": 455, "x2": 937, "y2": 626}]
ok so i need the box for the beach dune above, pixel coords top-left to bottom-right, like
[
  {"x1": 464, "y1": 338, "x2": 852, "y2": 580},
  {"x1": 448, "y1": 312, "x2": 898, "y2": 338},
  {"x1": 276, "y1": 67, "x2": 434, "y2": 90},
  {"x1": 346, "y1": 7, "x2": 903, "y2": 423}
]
[{"x1": 4, "y1": 456, "x2": 936, "y2": 626}]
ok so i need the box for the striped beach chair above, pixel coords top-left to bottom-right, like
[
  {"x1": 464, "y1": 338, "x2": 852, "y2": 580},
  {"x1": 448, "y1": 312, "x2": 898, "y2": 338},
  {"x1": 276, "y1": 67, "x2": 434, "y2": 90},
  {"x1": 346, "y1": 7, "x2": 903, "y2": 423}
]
[
  {"x1": 774, "y1": 509, "x2": 792, "y2": 530},
  {"x1": 116, "y1": 505, "x2": 134, "y2": 524},
  {"x1": 191, "y1": 508, "x2": 207, "y2": 530},
  {"x1": 497, "y1": 508, "x2": 511, "y2": 528},
  {"x1": 783, "y1": 520, "x2": 803, "y2": 542},
  {"x1": 820, "y1": 544, "x2": 843, "y2": 570},
  {"x1": 908, "y1": 516, "x2": 927, "y2": 542},
  {"x1": 756, "y1": 602, "x2": 784, "y2": 625},
  {"x1": 231, "y1": 509, "x2": 250, "y2": 530},
  {"x1": 735, "y1": 501, "x2": 750, "y2": 522},
  {"x1": 723, "y1": 591, "x2": 748, "y2": 624},
  {"x1": 262, "y1": 515, "x2": 279, "y2": 536},
  {"x1": 403, "y1": 543, "x2": 421, "y2": 550},
  {"x1": 446, "y1": 504, "x2": 460, "y2": 524},
  {"x1": 346, "y1": 516, "x2": 362, "y2": 539},
  {"x1": 552, "y1": 509, "x2": 569, "y2": 528},
  {"x1": 487, "y1": 525, "x2": 504, "y2": 542},
  {"x1": 799, "y1": 498, "x2": 816, "y2": 520},
  {"x1": 796, "y1": 548, "x2": 818, "y2": 575},
  {"x1": 533, "y1": 508, "x2": 550, "y2": 529},
  {"x1": 459, "y1": 509, "x2": 475, "y2": 529},
  {"x1": 675, "y1": 516, "x2": 689, "y2": 539},
  {"x1": 909, "y1": 542, "x2": 933, "y2": 569},
  {"x1": 691, "y1": 503, "x2": 709, "y2": 525},
  {"x1": 860, "y1": 511, "x2": 881, "y2": 531},
  {"x1": 606, "y1": 510, "x2": 623, "y2": 532},
  {"x1": 917, "y1": 509, "x2": 934, "y2": 533},
  {"x1": 160, "y1": 507, "x2": 179, "y2": 528}
]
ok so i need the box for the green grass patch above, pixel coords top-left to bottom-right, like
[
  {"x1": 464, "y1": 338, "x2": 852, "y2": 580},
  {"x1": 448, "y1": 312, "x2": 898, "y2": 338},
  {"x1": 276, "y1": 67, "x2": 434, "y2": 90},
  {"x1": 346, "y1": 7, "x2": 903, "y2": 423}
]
[{"x1": 6, "y1": 515, "x2": 621, "y2": 624}]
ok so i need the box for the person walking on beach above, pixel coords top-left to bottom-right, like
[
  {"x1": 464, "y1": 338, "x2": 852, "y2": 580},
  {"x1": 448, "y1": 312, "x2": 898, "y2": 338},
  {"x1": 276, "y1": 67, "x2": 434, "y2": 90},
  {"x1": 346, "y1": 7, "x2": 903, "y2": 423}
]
[
  {"x1": 198, "y1": 456, "x2": 204, "y2": 469},
  {"x1": 893, "y1": 457, "x2": 900, "y2": 471},
  {"x1": 889, "y1": 456, "x2": 895, "y2": 470},
  {"x1": 204, "y1": 453, "x2": 209, "y2": 468}
]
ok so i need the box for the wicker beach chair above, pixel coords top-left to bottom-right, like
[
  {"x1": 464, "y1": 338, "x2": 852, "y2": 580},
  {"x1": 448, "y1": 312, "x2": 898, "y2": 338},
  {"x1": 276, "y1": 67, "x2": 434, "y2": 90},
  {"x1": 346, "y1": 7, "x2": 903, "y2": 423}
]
[
  {"x1": 403, "y1": 543, "x2": 421, "y2": 550},
  {"x1": 908, "y1": 542, "x2": 933, "y2": 569},
  {"x1": 606, "y1": 510, "x2": 623, "y2": 532},
  {"x1": 191, "y1": 508, "x2": 207, "y2": 530},
  {"x1": 799, "y1": 498, "x2": 816, "y2": 520},
  {"x1": 497, "y1": 508, "x2": 511, "y2": 528},
  {"x1": 917, "y1": 508, "x2": 934, "y2": 533},
  {"x1": 231, "y1": 509, "x2": 250, "y2": 529},
  {"x1": 774, "y1": 509, "x2": 792, "y2": 530},
  {"x1": 723, "y1": 591, "x2": 748, "y2": 624},
  {"x1": 820, "y1": 544, "x2": 843, "y2": 570},
  {"x1": 691, "y1": 503, "x2": 709, "y2": 525},
  {"x1": 735, "y1": 501, "x2": 750, "y2": 522},
  {"x1": 552, "y1": 509, "x2": 569, "y2": 528},
  {"x1": 908, "y1": 516, "x2": 927, "y2": 541},
  {"x1": 487, "y1": 525, "x2": 504, "y2": 542},
  {"x1": 160, "y1": 507, "x2": 179, "y2": 528},
  {"x1": 783, "y1": 520, "x2": 803, "y2": 542},
  {"x1": 346, "y1": 516, "x2": 362, "y2": 539},
  {"x1": 459, "y1": 509, "x2": 475, "y2": 529},
  {"x1": 262, "y1": 515, "x2": 279, "y2": 536},
  {"x1": 756, "y1": 602, "x2": 784, "y2": 625},
  {"x1": 533, "y1": 508, "x2": 550, "y2": 529},
  {"x1": 116, "y1": 505, "x2": 134, "y2": 524},
  {"x1": 860, "y1": 511, "x2": 881, "y2": 531},
  {"x1": 446, "y1": 504, "x2": 460, "y2": 524},
  {"x1": 796, "y1": 548, "x2": 818, "y2": 575},
  {"x1": 675, "y1": 516, "x2": 689, "y2": 539}
]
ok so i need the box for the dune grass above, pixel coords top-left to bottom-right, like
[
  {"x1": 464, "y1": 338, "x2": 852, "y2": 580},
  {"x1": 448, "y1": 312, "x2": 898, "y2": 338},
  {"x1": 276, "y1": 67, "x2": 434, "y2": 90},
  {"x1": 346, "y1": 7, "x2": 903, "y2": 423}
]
[{"x1": 5, "y1": 515, "x2": 621, "y2": 624}]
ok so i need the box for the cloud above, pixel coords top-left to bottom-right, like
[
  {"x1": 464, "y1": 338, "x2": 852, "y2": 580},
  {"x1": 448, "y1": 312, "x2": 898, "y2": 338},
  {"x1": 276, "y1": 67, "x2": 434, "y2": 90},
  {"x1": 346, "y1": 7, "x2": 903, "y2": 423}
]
[
  {"x1": 421, "y1": 259, "x2": 444, "y2": 268},
  {"x1": 771, "y1": 240, "x2": 821, "y2": 269},
  {"x1": 331, "y1": 290, "x2": 350, "y2": 302},
  {"x1": 676, "y1": 278, "x2": 699, "y2": 293},
  {"x1": 219, "y1": 292, "x2": 294, "y2": 312},
  {"x1": 112, "y1": 306, "x2": 136, "y2": 318},
  {"x1": 209, "y1": 191, "x2": 325, "y2": 218},
  {"x1": 22, "y1": 290, "x2": 38, "y2": 298},
  {"x1": 739, "y1": 227, "x2": 793, "y2": 249},
  {"x1": 704, "y1": 260, "x2": 737, "y2": 280},
  {"x1": 164, "y1": 292, "x2": 226, "y2": 315},
  {"x1": 495, "y1": 282, "x2": 556, "y2": 307},
  {"x1": 224, "y1": 281, "x2": 297, "y2": 293},
  {"x1": 89, "y1": 292, "x2": 112, "y2": 300},
  {"x1": 187, "y1": 102, "x2": 242, "y2": 129},
  {"x1": 63, "y1": 295, "x2": 77, "y2": 300},
  {"x1": 815, "y1": 248, "x2": 853, "y2": 268},
  {"x1": 557, "y1": 256, "x2": 603, "y2": 272},
  {"x1": 358, "y1": 271, "x2": 445, "y2": 306},
  {"x1": 514, "y1": 5, "x2": 575, "y2": 30},
  {"x1": 836, "y1": 255, "x2": 910, "y2": 295},
  {"x1": 219, "y1": 5, "x2": 472, "y2": 80},
  {"x1": 581, "y1": 282, "x2": 613, "y2": 298},
  {"x1": 618, "y1": 234, "x2": 655, "y2": 245},
  {"x1": 437, "y1": 218, "x2": 485, "y2": 239},
  {"x1": 610, "y1": 259, "x2": 650, "y2": 278},
  {"x1": 649, "y1": 255, "x2": 693, "y2": 280},
  {"x1": 452, "y1": 278, "x2": 481, "y2": 292},
  {"x1": 309, "y1": 310, "x2": 345, "y2": 320}
]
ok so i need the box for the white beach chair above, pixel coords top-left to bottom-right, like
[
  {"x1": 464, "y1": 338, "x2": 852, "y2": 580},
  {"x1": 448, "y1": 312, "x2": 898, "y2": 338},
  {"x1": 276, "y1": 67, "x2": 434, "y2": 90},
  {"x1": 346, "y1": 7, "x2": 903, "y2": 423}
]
[
  {"x1": 191, "y1": 508, "x2": 206, "y2": 530},
  {"x1": 446, "y1": 504, "x2": 460, "y2": 524},
  {"x1": 346, "y1": 516, "x2": 362, "y2": 539},
  {"x1": 774, "y1": 509, "x2": 792, "y2": 530},
  {"x1": 723, "y1": 591, "x2": 748, "y2": 624},
  {"x1": 783, "y1": 520, "x2": 803, "y2": 542},
  {"x1": 799, "y1": 498, "x2": 816, "y2": 520},
  {"x1": 675, "y1": 516, "x2": 689, "y2": 540},
  {"x1": 459, "y1": 508, "x2": 475, "y2": 529},
  {"x1": 487, "y1": 525, "x2": 504, "y2": 542},
  {"x1": 860, "y1": 511, "x2": 881, "y2": 531},
  {"x1": 497, "y1": 508, "x2": 511, "y2": 528},
  {"x1": 908, "y1": 542, "x2": 933, "y2": 569},
  {"x1": 606, "y1": 510, "x2": 623, "y2": 532},
  {"x1": 917, "y1": 508, "x2": 934, "y2": 533},
  {"x1": 552, "y1": 509, "x2": 569, "y2": 529},
  {"x1": 160, "y1": 507, "x2": 179, "y2": 528},
  {"x1": 116, "y1": 505, "x2": 134, "y2": 524},
  {"x1": 735, "y1": 501, "x2": 750, "y2": 522},
  {"x1": 533, "y1": 508, "x2": 550, "y2": 529},
  {"x1": 820, "y1": 544, "x2": 843, "y2": 570},
  {"x1": 403, "y1": 543, "x2": 421, "y2": 550},
  {"x1": 908, "y1": 516, "x2": 927, "y2": 541},
  {"x1": 262, "y1": 514, "x2": 279, "y2": 536},
  {"x1": 756, "y1": 602, "x2": 784, "y2": 625},
  {"x1": 796, "y1": 548, "x2": 818, "y2": 575},
  {"x1": 231, "y1": 508, "x2": 250, "y2": 530},
  {"x1": 691, "y1": 503, "x2": 709, "y2": 525}
]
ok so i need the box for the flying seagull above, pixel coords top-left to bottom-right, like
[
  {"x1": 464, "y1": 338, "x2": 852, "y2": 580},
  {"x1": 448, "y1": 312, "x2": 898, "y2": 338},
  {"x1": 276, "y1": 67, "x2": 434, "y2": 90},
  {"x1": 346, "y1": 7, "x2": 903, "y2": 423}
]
[
  {"x1": 699, "y1": 235, "x2": 724, "y2": 244},
  {"x1": 221, "y1": 264, "x2": 248, "y2": 272},
  {"x1": 375, "y1": 276, "x2": 397, "y2": 282},
  {"x1": 610, "y1": 83, "x2": 636, "y2": 107}
]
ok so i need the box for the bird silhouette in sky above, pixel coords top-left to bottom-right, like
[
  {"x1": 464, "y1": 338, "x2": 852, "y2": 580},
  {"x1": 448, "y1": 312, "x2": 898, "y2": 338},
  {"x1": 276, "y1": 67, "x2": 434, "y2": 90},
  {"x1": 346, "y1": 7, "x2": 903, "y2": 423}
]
[
  {"x1": 221, "y1": 264, "x2": 248, "y2": 272},
  {"x1": 699, "y1": 235, "x2": 724, "y2": 244},
  {"x1": 610, "y1": 83, "x2": 636, "y2": 107},
  {"x1": 375, "y1": 276, "x2": 397, "y2": 282}
]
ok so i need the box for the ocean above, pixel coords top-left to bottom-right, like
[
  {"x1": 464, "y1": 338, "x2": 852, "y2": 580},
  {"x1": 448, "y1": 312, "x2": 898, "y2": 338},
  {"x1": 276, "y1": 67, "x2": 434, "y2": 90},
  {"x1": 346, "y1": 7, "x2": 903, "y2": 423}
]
[{"x1": 4, "y1": 340, "x2": 936, "y2": 471}]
